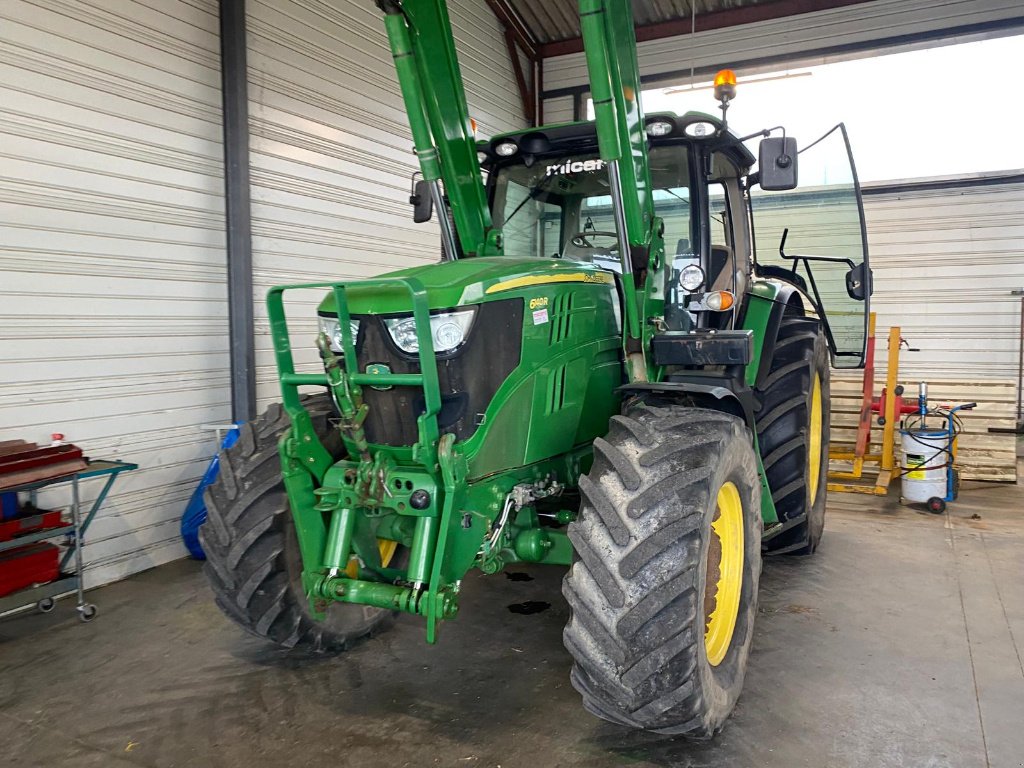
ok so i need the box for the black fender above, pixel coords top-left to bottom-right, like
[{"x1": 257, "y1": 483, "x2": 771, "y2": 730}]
[
  {"x1": 746, "y1": 284, "x2": 806, "y2": 390},
  {"x1": 619, "y1": 377, "x2": 757, "y2": 434}
]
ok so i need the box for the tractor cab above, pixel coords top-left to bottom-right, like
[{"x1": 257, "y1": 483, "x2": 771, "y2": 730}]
[
  {"x1": 476, "y1": 112, "x2": 755, "y2": 341},
  {"x1": 476, "y1": 111, "x2": 872, "y2": 366}
]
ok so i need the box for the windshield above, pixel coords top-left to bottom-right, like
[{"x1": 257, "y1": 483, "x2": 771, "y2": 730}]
[{"x1": 491, "y1": 146, "x2": 694, "y2": 271}]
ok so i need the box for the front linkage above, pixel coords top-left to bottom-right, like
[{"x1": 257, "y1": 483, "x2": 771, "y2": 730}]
[
  {"x1": 271, "y1": 277, "x2": 455, "y2": 643},
  {"x1": 269, "y1": 278, "x2": 577, "y2": 643}
]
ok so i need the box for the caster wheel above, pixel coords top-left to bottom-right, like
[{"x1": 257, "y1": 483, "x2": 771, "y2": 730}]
[
  {"x1": 37, "y1": 597, "x2": 55, "y2": 613},
  {"x1": 927, "y1": 497, "x2": 946, "y2": 514},
  {"x1": 78, "y1": 604, "x2": 97, "y2": 622}
]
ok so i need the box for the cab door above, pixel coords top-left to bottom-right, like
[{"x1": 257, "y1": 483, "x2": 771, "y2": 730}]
[{"x1": 749, "y1": 123, "x2": 872, "y2": 368}]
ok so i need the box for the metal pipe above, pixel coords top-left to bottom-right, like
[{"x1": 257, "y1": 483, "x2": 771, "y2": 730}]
[
  {"x1": 607, "y1": 160, "x2": 632, "y2": 277},
  {"x1": 71, "y1": 475, "x2": 85, "y2": 610},
  {"x1": 1014, "y1": 288, "x2": 1024, "y2": 424},
  {"x1": 430, "y1": 180, "x2": 458, "y2": 261}
]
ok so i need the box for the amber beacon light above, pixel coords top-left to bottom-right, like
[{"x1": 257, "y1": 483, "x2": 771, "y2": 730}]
[{"x1": 713, "y1": 69, "x2": 738, "y2": 102}]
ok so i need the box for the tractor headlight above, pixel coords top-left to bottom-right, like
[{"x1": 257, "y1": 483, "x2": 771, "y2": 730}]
[
  {"x1": 318, "y1": 316, "x2": 359, "y2": 354},
  {"x1": 679, "y1": 264, "x2": 706, "y2": 292},
  {"x1": 385, "y1": 309, "x2": 476, "y2": 354}
]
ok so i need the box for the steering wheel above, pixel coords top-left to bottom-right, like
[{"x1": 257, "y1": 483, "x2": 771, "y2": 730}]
[{"x1": 570, "y1": 231, "x2": 619, "y2": 250}]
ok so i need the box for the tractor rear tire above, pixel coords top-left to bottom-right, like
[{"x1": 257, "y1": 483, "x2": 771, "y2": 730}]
[
  {"x1": 200, "y1": 394, "x2": 395, "y2": 653},
  {"x1": 756, "y1": 315, "x2": 830, "y2": 555},
  {"x1": 563, "y1": 405, "x2": 762, "y2": 738}
]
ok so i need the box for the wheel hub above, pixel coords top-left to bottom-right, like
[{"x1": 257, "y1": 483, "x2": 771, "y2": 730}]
[
  {"x1": 703, "y1": 481, "x2": 744, "y2": 666},
  {"x1": 808, "y1": 372, "x2": 823, "y2": 505}
]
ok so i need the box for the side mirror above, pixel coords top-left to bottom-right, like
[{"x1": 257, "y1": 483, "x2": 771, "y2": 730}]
[
  {"x1": 846, "y1": 262, "x2": 873, "y2": 301},
  {"x1": 758, "y1": 137, "x2": 798, "y2": 191},
  {"x1": 410, "y1": 178, "x2": 433, "y2": 223}
]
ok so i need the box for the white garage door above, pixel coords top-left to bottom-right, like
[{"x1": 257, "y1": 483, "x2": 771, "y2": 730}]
[
  {"x1": 0, "y1": 0, "x2": 523, "y2": 588},
  {"x1": 0, "y1": 0, "x2": 227, "y2": 587}
]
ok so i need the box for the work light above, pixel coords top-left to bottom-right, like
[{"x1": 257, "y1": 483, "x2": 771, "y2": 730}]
[
  {"x1": 646, "y1": 120, "x2": 673, "y2": 137},
  {"x1": 679, "y1": 264, "x2": 706, "y2": 292}
]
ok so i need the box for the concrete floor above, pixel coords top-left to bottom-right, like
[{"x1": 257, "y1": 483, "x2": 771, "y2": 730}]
[{"x1": 2, "y1": 484, "x2": 1023, "y2": 768}]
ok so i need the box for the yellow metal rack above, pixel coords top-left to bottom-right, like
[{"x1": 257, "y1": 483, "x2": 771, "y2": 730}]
[{"x1": 828, "y1": 315, "x2": 905, "y2": 495}]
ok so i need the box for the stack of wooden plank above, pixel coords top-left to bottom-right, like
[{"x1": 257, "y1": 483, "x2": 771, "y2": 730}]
[
  {"x1": 0, "y1": 440, "x2": 89, "y2": 491},
  {"x1": 829, "y1": 375, "x2": 1018, "y2": 482}
]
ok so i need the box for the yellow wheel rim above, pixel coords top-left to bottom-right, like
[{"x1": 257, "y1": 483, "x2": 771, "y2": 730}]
[
  {"x1": 704, "y1": 481, "x2": 745, "y2": 667},
  {"x1": 344, "y1": 539, "x2": 398, "y2": 578},
  {"x1": 808, "y1": 372, "x2": 823, "y2": 505}
]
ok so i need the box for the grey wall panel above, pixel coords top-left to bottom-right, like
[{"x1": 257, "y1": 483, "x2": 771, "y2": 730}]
[
  {"x1": 543, "y1": 0, "x2": 1024, "y2": 98},
  {"x1": 0, "y1": 0, "x2": 227, "y2": 586},
  {"x1": 545, "y1": 94, "x2": 576, "y2": 124},
  {"x1": 247, "y1": 0, "x2": 526, "y2": 410},
  {"x1": 863, "y1": 180, "x2": 1024, "y2": 379}
]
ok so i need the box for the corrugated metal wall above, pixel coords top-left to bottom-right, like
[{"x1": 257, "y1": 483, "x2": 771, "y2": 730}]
[
  {"x1": 0, "y1": 0, "x2": 523, "y2": 588},
  {"x1": 863, "y1": 178, "x2": 1024, "y2": 379},
  {"x1": 248, "y1": 0, "x2": 524, "y2": 408},
  {"x1": 0, "y1": 0, "x2": 227, "y2": 587},
  {"x1": 543, "y1": 0, "x2": 1024, "y2": 116}
]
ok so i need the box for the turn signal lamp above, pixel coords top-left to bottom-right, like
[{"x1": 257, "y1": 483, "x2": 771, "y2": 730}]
[
  {"x1": 713, "y1": 69, "x2": 737, "y2": 101},
  {"x1": 705, "y1": 291, "x2": 735, "y2": 311}
]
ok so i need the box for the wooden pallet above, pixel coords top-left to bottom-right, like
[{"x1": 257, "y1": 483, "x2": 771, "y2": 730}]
[{"x1": 829, "y1": 375, "x2": 1018, "y2": 482}]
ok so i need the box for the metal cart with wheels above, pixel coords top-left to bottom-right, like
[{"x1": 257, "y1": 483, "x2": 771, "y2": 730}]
[{"x1": 0, "y1": 460, "x2": 138, "y2": 621}]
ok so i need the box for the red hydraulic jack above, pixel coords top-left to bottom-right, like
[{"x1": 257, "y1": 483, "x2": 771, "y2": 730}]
[{"x1": 829, "y1": 314, "x2": 918, "y2": 495}]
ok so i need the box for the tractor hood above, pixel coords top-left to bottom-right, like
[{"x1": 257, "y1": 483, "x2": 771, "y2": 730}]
[{"x1": 316, "y1": 257, "x2": 615, "y2": 316}]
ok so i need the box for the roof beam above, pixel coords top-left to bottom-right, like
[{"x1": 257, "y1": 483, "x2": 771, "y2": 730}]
[
  {"x1": 485, "y1": 0, "x2": 539, "y2": 60},
  {"x1": 539, "y1": 0, "x2": 877, "y2": 58}
]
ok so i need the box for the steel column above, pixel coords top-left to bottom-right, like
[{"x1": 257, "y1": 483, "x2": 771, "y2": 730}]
[{"x1": 220, "y1": 0, "x2": 256, "y2": 422}]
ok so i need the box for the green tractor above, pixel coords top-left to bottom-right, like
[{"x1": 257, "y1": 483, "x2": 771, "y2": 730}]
[{"x1": 200, "y1": 0, "x2": 871, "y2": 737}]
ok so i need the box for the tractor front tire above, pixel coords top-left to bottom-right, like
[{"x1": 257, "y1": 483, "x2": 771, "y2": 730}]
[
  {"x1": 563, "y1": 406, "x2": 762, "y2": 738},
  {"x1": 200, "y1": 394, "x2": 395, "y2": 653},
  {"x1": 756, "y1": 315, "x2": 830, "y2": 555}
]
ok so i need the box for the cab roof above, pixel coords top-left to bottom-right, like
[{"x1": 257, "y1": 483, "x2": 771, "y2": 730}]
[{"x1": 478, "y1": 111, "x2": 757, "y2": 173}]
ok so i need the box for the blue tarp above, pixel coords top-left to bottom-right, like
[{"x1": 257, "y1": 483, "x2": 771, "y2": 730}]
[{"x1": 180, "y1": 426, "x2": 240, "y2": 560}]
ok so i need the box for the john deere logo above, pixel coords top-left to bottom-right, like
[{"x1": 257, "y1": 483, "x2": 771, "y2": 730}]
[{"x1": 365, "y1": 363, "x2": 393, "y2": 390}]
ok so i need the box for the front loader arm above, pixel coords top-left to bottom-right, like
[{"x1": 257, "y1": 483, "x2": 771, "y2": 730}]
[
  {"x1": 579, "y1": 0, "x2": 661, "y2": 380},
  {"x1": 378, "y1": 0, "x2": 495, "y2": 257}
]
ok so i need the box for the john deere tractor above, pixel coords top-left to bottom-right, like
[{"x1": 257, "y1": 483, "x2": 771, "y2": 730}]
[{"x1": 201, "y1": 0, "x2": 871, "y2": 737}]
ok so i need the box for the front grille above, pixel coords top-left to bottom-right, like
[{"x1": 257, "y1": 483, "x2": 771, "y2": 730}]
[{"x1": 348, "y1": 299, "x2": 523, "y2": 446}]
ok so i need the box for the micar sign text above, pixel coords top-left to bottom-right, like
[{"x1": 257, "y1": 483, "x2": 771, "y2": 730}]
[{"x1": 545, "y1": 158, "x2": 606, "y2": 177}]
